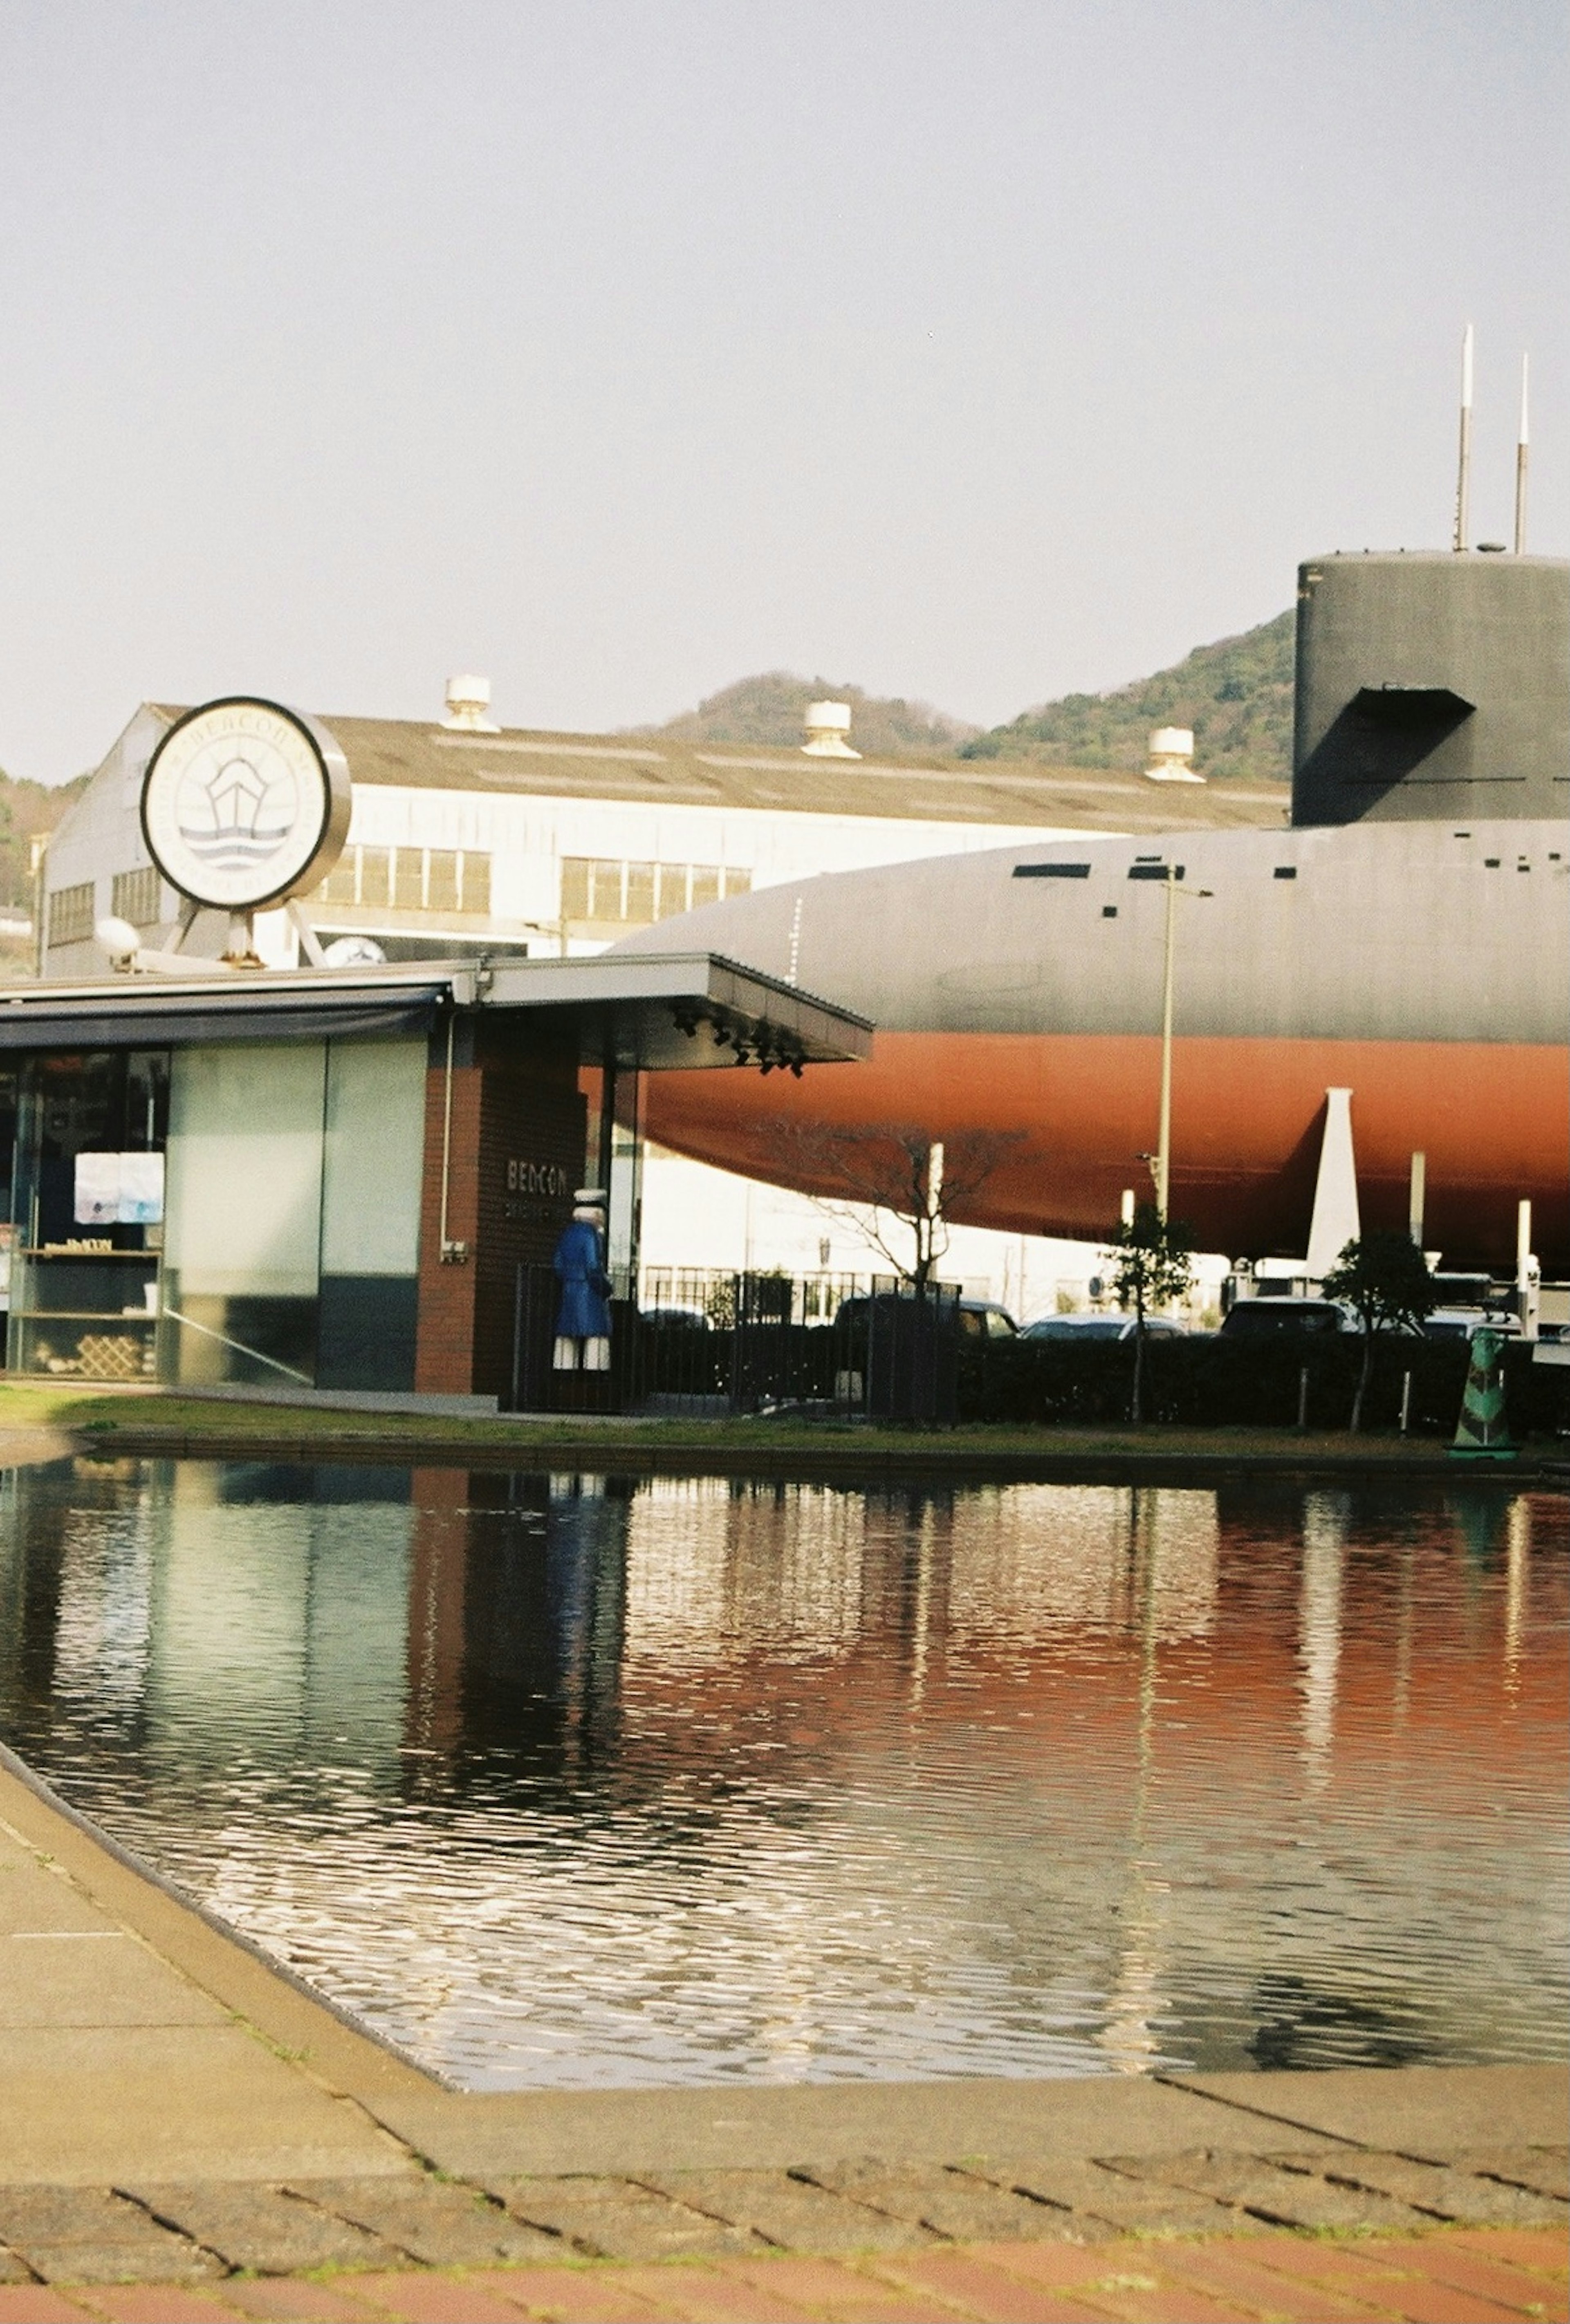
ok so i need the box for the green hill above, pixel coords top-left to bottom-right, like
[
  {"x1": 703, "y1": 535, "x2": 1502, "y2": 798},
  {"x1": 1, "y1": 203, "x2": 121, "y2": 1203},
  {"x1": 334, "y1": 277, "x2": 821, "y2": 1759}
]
[
  {"x1": 642, "y1": 610, "x2": 1295, "y2": 784},
  {"x1": 641, "y1": 672, "x2": 979, "y2": 758},
  {"x1": 960, "y1": 610, "x2": 1294, "y2": 784}
]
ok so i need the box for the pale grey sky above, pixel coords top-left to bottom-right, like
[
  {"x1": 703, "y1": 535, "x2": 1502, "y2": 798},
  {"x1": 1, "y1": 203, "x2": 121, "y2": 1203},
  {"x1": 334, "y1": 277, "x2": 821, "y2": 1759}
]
[{"x1": 2, "y1": 0, "x2": 1563, "y2": 782}]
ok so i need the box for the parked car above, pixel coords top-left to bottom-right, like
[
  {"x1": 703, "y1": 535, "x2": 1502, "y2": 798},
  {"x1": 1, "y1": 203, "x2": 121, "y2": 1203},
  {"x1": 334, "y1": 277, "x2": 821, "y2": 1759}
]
[
  {"x1": 1022, "y1": 1313, "x2": 1186, "y2": 1342},
  {"x1": 832, "y1": 1294, "x2": 1016, "y2": 1339},
  {"x1": 958, "y1": 1300, "x2": 1018, "y2": 1340},
  {"x1": 1218, "y1": 1298, "x2": 1357, "y2": 1338}
]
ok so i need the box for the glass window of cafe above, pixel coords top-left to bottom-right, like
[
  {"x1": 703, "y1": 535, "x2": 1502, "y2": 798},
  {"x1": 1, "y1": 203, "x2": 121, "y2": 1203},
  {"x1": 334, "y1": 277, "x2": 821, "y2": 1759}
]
[
  {"x1": 3, "y1": 1038, "x2": 426, "y2": 1391},
  {"x1": 160, "y1": 1038, "x2": 425, "y2": 1393},
  {"x1": 4, "y1": 1051, "x2": 170, "y2": 1383}
]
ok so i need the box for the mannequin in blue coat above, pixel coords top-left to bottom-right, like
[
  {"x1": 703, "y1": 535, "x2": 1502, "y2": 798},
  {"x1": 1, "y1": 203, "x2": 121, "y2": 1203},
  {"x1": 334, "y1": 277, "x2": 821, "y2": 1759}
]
[{"x1": 553, "y1": 1194, "x2": 612, "y2": 1372}]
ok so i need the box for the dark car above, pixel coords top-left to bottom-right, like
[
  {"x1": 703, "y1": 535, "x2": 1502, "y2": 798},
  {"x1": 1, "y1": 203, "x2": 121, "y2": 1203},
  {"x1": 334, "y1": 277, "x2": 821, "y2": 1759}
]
[
  {"x1": 832, "y1": 1295, "x2": 1016, "y2": 1340},
  {"x1": 1022, "y1": 1313, "x2": 1186, "y2": 1342},
  {"x1": 1218, "y1": 1298, "x2": 1356, "y2": 1338}
]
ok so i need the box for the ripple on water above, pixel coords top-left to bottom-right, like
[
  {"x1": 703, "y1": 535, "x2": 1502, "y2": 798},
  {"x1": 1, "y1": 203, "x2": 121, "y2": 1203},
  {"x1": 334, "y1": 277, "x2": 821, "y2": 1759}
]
[{"x1": 0, "y1": 1463, "x2": 1564, "y2": 2088}]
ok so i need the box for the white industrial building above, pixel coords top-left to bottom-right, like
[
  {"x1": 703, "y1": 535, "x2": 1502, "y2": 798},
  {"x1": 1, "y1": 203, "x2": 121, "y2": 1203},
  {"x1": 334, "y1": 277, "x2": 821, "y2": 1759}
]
[{"x1": 35, "y1": 684, "x2": 1283, "y2": 1314}]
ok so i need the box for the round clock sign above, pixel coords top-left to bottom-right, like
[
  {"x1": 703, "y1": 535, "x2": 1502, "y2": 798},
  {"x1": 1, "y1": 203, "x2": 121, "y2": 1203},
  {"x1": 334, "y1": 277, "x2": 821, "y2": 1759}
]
[{"x1": 140, "y1": 697, "x2": 351, "y2": 911}]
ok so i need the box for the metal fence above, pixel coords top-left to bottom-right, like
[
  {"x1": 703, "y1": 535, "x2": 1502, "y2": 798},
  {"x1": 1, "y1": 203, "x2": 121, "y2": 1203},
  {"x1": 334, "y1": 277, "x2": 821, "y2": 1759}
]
[{"x1": 509, "y1": 1267, "x2": 960, "y2": 1424}]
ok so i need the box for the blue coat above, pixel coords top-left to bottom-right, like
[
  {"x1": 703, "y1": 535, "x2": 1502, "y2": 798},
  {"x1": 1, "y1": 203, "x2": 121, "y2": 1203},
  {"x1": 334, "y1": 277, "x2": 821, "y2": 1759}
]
[{"x1": 553, "y1": 1217, "x2": 612, "y2": 1339}]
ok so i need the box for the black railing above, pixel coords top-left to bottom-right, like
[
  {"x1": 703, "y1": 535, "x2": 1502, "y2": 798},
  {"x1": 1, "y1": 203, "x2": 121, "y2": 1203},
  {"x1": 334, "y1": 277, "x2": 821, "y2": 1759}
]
[{"x1": 509, "y1": 1267, "x2": 960, "y2": 1424}]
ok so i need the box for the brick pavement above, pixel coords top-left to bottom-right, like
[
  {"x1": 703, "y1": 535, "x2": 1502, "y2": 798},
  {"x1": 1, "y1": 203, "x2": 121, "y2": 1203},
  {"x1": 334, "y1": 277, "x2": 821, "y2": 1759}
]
[
  {"x1": 0, "y1": 2224, "x2": 1560, "y2": 2323},
  {"x1": 1, "y1": 2149, "x2": 1566, "y2": 2284}
]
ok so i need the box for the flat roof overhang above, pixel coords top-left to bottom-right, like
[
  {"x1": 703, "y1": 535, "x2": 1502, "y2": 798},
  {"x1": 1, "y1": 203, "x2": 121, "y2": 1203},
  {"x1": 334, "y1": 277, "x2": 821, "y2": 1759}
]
[
  {"x1": 480, "y1": 951, "x2": 872, "y2": 1070},
  {"x1": 0, "y1": 952, "x2": 872, "y2": 1072}
]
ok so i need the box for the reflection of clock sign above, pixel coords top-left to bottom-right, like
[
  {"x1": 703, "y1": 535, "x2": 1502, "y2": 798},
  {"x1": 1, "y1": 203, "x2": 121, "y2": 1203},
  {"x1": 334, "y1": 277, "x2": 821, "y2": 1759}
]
[{"x1": 141, "y1": 698, "x2": 351, "y2": 910}]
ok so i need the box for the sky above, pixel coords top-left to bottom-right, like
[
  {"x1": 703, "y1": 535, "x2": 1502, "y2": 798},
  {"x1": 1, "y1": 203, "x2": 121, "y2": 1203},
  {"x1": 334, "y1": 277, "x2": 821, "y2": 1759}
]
[{"x1": 0, "y1": 0, "x2": 1564, "y2": 783}]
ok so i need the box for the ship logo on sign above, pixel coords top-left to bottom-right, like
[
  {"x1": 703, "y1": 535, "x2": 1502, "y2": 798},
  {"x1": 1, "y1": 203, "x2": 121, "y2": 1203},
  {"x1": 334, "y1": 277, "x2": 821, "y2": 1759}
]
[
  {"x1": 177, "y1": 753, "x2": 300, "y2": 871},
  {"x1": 141, "y1": 698, "x2": 352, "y2": 911}
]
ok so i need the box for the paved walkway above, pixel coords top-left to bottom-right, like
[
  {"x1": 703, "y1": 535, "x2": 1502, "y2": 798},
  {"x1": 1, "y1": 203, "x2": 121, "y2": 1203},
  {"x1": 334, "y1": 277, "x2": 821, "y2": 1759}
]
[
  {"x1": 0, "y1": 2225, "x2": 1563, "y2": 2322},
  {"x1": 1, "y1": 1760, "x2": 1564, "y2": 2323}
]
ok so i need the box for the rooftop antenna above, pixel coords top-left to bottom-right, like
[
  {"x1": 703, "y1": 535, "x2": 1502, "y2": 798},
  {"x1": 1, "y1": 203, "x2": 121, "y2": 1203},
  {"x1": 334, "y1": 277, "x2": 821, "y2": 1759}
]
[
  {"x1": 1514, "y1": 354, "x2": 1530, "y2": 555},
  {"x1": 1452, "y1": 323, "x2": 1474, "y2": 552}
]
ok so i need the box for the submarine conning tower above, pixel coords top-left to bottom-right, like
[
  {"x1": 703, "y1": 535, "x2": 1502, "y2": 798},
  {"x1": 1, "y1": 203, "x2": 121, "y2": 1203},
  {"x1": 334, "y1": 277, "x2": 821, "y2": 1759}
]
[{"x1": 1292, "y1": 550, "x2": 1569, "y2": 827}]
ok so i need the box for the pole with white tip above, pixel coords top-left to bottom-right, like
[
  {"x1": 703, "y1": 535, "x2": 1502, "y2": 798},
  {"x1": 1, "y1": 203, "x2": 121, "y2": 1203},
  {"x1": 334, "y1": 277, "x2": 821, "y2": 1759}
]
[
  {"x1": 1514, "y1": 354, "x2": 1529, "y2": 555},
  {"x1": 1453, "y1": 323, "x2": 1474, "y2": 553}
]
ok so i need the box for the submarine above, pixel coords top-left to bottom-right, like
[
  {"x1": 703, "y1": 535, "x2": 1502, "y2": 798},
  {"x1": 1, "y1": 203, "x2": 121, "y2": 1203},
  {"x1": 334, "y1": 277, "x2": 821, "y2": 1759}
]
[{"x1": 617, "y1": 545, "x2": 1570, "y2": 1277}]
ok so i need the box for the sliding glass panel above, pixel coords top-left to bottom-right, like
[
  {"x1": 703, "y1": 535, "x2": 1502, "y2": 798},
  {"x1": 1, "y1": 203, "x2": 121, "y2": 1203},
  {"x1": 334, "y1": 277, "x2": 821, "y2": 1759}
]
[
  {"x1": 321, "y1": 1041, "x2": 425, "y2": 1277},
  {"x1": 163, "y1": 1043, "x2": 325, "y2": 1385}
]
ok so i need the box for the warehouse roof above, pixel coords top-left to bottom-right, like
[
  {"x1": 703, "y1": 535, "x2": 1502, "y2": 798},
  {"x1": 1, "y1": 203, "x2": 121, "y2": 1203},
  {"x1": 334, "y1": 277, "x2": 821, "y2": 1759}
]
[{"x1": 143, "y1": 706, "x2": 1287, "y2": 834}]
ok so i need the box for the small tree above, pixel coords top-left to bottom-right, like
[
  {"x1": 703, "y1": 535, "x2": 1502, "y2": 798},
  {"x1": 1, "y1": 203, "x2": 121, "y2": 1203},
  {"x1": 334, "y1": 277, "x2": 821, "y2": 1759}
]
[
  {"x1": 1110, "y1": 1203, "x2": 1195, "y2": 1423},
  {"x1": 1320, "y1": 1231, "x2": 1436, "y2": 1432},
  {"x1": 780, "y1": 1123, "x2": 1022, "y2": 1291}
]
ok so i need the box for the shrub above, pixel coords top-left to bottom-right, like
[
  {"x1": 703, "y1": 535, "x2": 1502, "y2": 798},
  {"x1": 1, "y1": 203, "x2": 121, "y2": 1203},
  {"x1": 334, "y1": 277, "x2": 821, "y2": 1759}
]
[{"x1": 958, "y1": 1334, "x2": 1567, "y2": 1439}]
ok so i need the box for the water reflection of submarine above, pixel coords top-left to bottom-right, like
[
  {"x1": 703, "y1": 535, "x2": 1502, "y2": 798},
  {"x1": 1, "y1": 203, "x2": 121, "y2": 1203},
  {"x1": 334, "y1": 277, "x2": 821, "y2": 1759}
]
[{"x1": 617, "y1": 553, "x2": 1570, "y2": 1276}]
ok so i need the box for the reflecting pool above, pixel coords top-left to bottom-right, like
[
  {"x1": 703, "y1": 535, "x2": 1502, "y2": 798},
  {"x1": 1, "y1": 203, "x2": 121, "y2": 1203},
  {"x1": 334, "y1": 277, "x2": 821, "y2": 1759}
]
[{"x1": 0, "y1": 1459, "x2": 1563, "y2": 2091}]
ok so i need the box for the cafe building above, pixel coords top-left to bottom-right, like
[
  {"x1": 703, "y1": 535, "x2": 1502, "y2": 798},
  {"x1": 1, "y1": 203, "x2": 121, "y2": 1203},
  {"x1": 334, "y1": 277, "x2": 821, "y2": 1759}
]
[{"x1": 0, "y1": 701, "x2": 868, "y2": 1402}]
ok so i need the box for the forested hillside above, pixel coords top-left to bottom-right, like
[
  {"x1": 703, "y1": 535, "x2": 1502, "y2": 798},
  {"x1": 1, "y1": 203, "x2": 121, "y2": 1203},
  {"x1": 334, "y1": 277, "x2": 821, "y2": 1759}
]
[
  {"x1": 960, "y1": 610, "x2": 1294, "y2": 783},
  {"x1": 643, "y1": 673, "x2": 979, "y2": 757},
  {"x1": 642, "y1": 609, "x2": 1294, "y2": 784}
]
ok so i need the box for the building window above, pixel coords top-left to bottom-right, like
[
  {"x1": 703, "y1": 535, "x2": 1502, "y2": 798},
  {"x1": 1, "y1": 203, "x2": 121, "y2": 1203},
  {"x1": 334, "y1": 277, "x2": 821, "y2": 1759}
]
[
  {"x1": 391, "y1": 848, "x2": 423, "y2": 911},
  {"x1": 315, "y1": 853, "x2": 359, "y2": 905},
  {"x1": 624, "y1": 862, "x2": 657, "y2": 924},
  {"x1": 310, "y1": 846, "x2": 493, "y2": 918},
  {"x1": 558, "y1": 857, "x2": 750, "y2": 928},
  {"x1": 426, "y1": 851, "x2": 460, "y2": 914},
  {"x1": 460, "y1": 851, "x2": 490, "y2": 915},
  {"x1": 111, "y1": 866, "x2": 163, "y2": 928},
  {"x1": 47, "y1": 883, "x2": 95, "y2": 948}
]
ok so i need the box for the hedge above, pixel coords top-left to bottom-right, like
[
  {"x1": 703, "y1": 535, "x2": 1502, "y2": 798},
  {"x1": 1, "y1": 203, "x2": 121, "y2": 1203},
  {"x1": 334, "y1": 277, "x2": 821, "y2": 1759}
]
[{"x1": 957, "y1": 1333, "x2": 1570, "y2": 1438}]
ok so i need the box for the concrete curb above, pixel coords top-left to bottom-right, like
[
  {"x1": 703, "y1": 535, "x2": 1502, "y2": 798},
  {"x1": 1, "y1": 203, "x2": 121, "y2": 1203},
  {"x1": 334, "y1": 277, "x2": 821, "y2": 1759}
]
[{"x1": 1, "y1": 1748, "x2": 1564, "y2": 2190}]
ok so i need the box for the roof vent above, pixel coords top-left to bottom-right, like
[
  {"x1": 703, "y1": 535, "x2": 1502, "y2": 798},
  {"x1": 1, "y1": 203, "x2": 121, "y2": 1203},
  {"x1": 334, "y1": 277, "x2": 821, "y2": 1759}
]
[
  {"x1": 1144, "y1": 725, "x2": 1203, "y2": 784},
  {"x1": 802, "y1": 700, "x2": 861, "y2": 759},
  {"x1": 443, "y1": 674, "x2": 500, "y2": 733}
]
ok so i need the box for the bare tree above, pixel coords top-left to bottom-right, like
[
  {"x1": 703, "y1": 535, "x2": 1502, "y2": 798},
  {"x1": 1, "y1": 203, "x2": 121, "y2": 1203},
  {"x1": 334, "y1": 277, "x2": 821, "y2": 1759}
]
[{"x1": 778, "y1": 1123, "x2": 1023, "y2": 1289}]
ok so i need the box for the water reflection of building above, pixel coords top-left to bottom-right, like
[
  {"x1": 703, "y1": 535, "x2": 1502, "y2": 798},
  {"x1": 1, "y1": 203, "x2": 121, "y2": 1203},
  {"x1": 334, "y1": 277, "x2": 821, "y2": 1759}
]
[
  {"x1": 17, "y1": 1458, "x2": 417, "y2": 1778},
  {"x1": 617, "y1": 1481, "x2": 1219, "y2": 1670},
  {"x1": 403, "y1": 1469, "x2": 630, "y2": 1775},
  {"x1": 0, "y1": 1463, "x2": 1563, "y2": 2085}
]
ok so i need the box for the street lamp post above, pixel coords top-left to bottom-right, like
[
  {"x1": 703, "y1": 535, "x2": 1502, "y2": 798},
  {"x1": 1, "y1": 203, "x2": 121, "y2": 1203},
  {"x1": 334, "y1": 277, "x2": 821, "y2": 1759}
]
[{"x1": 1151, "y1": 867, "x2": 1213, "y2": 1222}]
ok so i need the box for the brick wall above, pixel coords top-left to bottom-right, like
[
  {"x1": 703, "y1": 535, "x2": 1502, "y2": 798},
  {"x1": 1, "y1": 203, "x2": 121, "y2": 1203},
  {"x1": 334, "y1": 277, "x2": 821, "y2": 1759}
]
[
  {"x1": 413, "y1": 1060, "x2": 481, "y2": 1394},
  {"x1": 414, "y1": 1019, "x2": 588, "y2": 1398}
]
